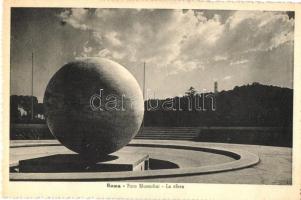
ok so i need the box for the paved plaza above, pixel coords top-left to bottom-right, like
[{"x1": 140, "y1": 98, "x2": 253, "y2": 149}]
[{"x1": 9, "y1": 139, "x2": 291, "y2": 184}]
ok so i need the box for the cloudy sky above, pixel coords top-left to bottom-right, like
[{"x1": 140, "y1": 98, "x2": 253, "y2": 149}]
[{"x1": 11, "y1": 8, "x2": 294, "y2": 102}]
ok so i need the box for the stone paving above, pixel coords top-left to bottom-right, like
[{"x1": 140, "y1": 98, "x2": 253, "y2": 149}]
[{"x1": 9, "y1": 139, "x2": 291, "y2": 184}]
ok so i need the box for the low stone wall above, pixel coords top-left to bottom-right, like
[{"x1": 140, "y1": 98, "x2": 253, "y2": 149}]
[
  {"x1": 197, "y1": 127, "x2": 292, "y2": 147},
  {"x1": 10, "y1": 124, "x2": 292, "y2": 147},
  {"x1": 10, "y1": 124, "x2": 54, "y2": 140}
]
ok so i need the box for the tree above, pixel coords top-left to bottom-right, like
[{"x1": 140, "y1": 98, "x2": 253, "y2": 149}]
[{"x1": 185, "y1": 87, "x2": 197, "y2": 96}]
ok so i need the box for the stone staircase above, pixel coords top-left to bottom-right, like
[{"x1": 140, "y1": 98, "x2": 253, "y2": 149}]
[{"x1": 135, "y1": 127, "x2": 200, "y2": 140}]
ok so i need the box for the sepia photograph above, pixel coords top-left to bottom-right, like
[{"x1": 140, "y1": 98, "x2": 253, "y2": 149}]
[{"x1": 2, "y1": 1, "x2": 301, "y2": 199}]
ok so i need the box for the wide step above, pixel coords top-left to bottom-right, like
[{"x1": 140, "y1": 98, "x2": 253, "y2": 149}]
[{"x1": 135, "y1": 127, "x2": 199, "y2": 140}]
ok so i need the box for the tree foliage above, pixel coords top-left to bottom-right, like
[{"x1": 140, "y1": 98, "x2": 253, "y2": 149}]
[
  {"x1": 144, "y1": 83, "x2": 293, "y2": 127},
  {"x1": 10, "y1": 83, "x2": 293, "y2": 127}
]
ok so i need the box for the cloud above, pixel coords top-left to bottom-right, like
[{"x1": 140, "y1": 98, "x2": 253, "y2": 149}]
[
  {"x1": 218, "y1": 11, "x2": 294, "y2": 54},
  {"x1": 57, "y1": 9, "x2": 294, "y2": 90},
  {"x1": 9, "y1": 8, "x2": 295, "y2": 104},
  {"x1": 213, "y1": 55, "x2": 228, "y2": 62},
  {"x1": 58, "y1": 8, "x2": 89, "y2": 30},
  {"x1": 223, "y1": 75, "x2": 232, "y2": 80},
  {"x1": 230, "y1": 59, "x2": 249, "y2": 65},
  {"x1": 57, "y1": 9, "x2": 223, "y2": 73}
]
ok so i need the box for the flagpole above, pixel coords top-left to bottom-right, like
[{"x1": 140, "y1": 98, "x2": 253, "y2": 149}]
[
  {"x1": 31, "y1": 51, "x2": 34, "y2": 120},
  {"x1": 143, "y1": 62, "x2": 146, "y2": 100},
  {"x1": 142, "y1": 62, "x2": 146, "y2": 130}
]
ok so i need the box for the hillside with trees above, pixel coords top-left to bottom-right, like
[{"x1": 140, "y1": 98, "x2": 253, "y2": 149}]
[
  {"x1": 10, "y1": 83, "x2": 293, "y2": 127},
  {"x1": 10, "y1": 95, "x2": 44, "y2": 123},
  {"x1": 144, "y1": 83, "x2": 293, "y2": 127}
]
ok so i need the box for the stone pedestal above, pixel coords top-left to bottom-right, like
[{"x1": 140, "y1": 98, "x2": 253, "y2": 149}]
[{"x1": 19, "y1": 153, "x2": 149, "y2": 173}]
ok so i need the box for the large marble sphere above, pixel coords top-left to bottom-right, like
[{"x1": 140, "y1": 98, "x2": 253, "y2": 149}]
[{"x1": 43, "y1": 58, "x2": 144, "y2": 159}]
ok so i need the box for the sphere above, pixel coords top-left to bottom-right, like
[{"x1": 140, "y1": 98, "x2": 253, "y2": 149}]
[{"x1": 43, "y1": 58, "x2": 144, "y2": 159}]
